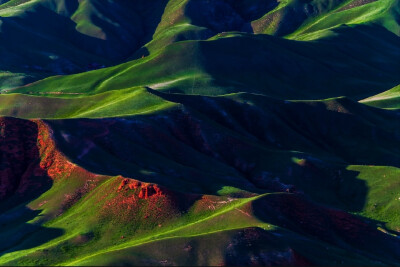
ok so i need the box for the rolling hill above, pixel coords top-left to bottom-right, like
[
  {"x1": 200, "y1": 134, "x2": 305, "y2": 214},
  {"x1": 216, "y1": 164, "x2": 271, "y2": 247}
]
[{"x1": 0, "y1": 0, "x2": 400, "y2": 266}]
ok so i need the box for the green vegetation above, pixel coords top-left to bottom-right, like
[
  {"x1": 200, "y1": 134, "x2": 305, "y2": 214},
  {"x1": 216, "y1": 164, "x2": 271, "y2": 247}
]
[
  {"x1": 361, "y1": 84, "x2": 400, "y2": 109},
  {"x1": 0, "y1": 0, "x2": 399, "y2": 266},
  {"x1": 0, "y1": 87, "x2": 177, "y2": 119}
]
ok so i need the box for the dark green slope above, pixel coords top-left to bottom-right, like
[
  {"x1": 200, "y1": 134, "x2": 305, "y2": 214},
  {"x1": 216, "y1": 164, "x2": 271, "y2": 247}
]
[
  {"x1": 8, "y1": 24, "x2": 400, "y2": 102},
  {"x1": 0, "y1": 0, "x2": 400, "y2": 266},
  {"x1": 139, "y1": 0, "x2": 400, "y2": 54},
  {"x1": 361, "y1": 84, "x2": 400, "y2": 109},
  {"x1": 1, "y1": 0, "x2": 398, "y2": 91},
  {"x1": 43, "y1": 91, "x2": 400, "y2": 204},
  {"x1": 0, "y1": 0, "x2": 168, "y2": 89},
  {"x1": 1, "y1": 93, "x2": 400, "y2": 265}
]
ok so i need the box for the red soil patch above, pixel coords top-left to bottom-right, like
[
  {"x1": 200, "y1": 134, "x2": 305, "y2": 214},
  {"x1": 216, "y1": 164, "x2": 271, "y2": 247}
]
[
  {"x1": 117, "y1": 178, "x2": 166, "y2": 199},
  {"x1": 97, "y1": 176, "x2": 202, "y2": 226},
  {"x1": 1, "y1": 117, "x2": 202, "y2": 227},
  {"x1": 35, "y1": 120, "x2": 82, "y2": 179},
  {"x1": 102, "y1": 177, "x2": 179, "y2": 222}
]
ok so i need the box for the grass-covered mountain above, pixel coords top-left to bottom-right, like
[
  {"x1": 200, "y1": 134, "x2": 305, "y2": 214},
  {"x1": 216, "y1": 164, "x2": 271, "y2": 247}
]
[{"x1": 0, "y1": 0, "x2": 400, "y2": 266}]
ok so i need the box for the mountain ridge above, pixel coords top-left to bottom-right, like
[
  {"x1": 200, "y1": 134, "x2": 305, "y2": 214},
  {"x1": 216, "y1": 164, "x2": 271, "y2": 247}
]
[{"x1": 0, "y1": 0, "x2": 400, "y2": 266}]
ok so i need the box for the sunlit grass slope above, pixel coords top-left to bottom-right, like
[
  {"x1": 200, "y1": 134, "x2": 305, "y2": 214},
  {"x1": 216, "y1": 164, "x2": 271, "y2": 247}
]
[
  {"x1": 6, "y1": 24, "x2": 400, "y2": 103},
  {"x1": 0, "y1": 0, "x2": 169, "y2": 88},
  {"x1": 2, "y1": 91, "x2": 400, "y2": 265},
  {"x1": 284, "y1": 0, "x2": 400, "y2": 40},
  {"x1": 0, "y1": 0, "x2": 398, "y2": 90},
  {"x1": 0, "y1": 0, "x2": 400, "y2": 266},
  {"x1": 0, "y1": 87, "x2": 177, "y2": 119},
  {"x1": 361, "y1": 84, "x2": 400, "y2": 109}
]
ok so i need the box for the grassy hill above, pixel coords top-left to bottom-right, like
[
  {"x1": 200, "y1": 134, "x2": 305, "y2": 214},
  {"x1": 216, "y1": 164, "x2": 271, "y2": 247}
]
[
  {"x1": 5, "y1": 24, "x2": 400, "y2": 103},
  {"x1": 361, "y1": 84, "x2": 400, "y2": 109},
  {"x1": 0, "y1": 0, "x2": 169, "y2": 89},
  {"x1": 0, "y1": 0, "x2": 398, "y2": 90},
  {"x1": 0, "y1": 0, "x2": 400, "y2": 266},
  {"x1": 1, "y1": 92, "x2": 400, "y2": 265}
]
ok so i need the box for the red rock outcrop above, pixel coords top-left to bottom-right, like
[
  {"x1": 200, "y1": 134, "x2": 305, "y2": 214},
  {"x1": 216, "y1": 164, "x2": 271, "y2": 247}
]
[{"x1": 117, "y1": 178, "x2": 166, "y2": 199}]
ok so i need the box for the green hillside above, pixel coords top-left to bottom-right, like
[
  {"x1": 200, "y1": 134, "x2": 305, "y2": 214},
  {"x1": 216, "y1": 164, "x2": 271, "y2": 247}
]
[
  {"x1": 361, "y1": 84, "x2": 400, "y2": 109},
  {"x1": 6, "y1": 25, "x2": 400, "y2": 102},
  {"x1": 0, "y1": 0, "x2": 400, "y2": 266},
  {"x1": 0, "y1": 0, "x2": 169, "y2": 89},
  {"x1": 1, "y1": 92, "x2": 400, "y2": 265},
  {"x1": 1, "y1": 0, "x2": 398, "y2": 90}
]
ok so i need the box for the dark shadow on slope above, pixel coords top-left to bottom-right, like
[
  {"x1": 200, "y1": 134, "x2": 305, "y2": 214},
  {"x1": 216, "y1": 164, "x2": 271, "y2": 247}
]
[
  {"x1": 42, "y1": 105, "x2": 379, "y2": 213},
  {"x1": 185, "y1": 0, "x2": 253, "y2": 34},
  {"x1": 45, "y1": 116, "x2": 262, "y2": 195},
  {"x1": 252, "y1": 193, "x2": 400, "y2": 265},
  {"x1": 196, "y1": 24, "x2": 400, "y2": 100},
  {"x1": 43, "y1": 90, "x2": 400, "y2": 212},
  {"x1": 79, "y1": 0, "x2": 169, "y2": 62},
  {"x1": 223, "y1": 227, "x2": 313, "y2": 266},
  {"x1": 225, "y1": 0, "x2": 279, "y2": 22},
  {"x1": 253, "y1": 0, "x2": 344, "y2": 36},
  {"x1": 0, "y1": 7, "x2": 110, "y2": 75},
  {"x1": 146, "y1": 90, "x2": 389, "y2": 210},
  {"x1": 0, "y1": 207, "x2": 64, "y2": 257},
  {"x1": 0, "y1": 0, "x2": 169, "y2": 79},
  {"x1": 0, "y1": 117, "x2": 52, "y2": 210},
  {"x1": 0, "y1": 0, "x2": 10, "y2": 6},
  {"x1": 148, "y1": 88, "x2": 400, "y2": 166},
  {"x1": 184, "y1": 0, "x2": 279, "y2": 35},
  {"x1": 0, "y1": 117, "x2": 63, "y2": 256}
]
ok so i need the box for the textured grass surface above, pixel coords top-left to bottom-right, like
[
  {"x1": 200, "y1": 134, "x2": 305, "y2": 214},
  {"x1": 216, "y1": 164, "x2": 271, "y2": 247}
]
[
  {"x1": 2, "y1": 92, "x2": 400, "y2": 265},
  {"x1": 361, "y1": 84, "x2": 400, "y2": 109},
  {"x1": 0, "y1": 87, "x2": 177, "y2": 118},
  {"x1": 4, "y1": 24, "x2": 400, "y2": 104},
  {"x1": 0, "y1": 0, "x2": 398, "y2": 90},
  {"x1": 0, "y1": 0, "x2": 400, "y2": 266}
]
